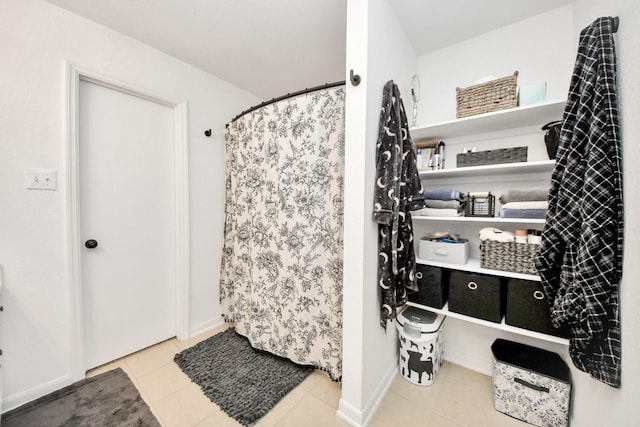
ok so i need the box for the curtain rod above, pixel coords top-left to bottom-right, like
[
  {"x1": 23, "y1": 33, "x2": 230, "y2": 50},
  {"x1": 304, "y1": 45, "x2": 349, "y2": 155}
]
[{"x1": 227, "y1": 80, "x2": 346, "y2": 125}]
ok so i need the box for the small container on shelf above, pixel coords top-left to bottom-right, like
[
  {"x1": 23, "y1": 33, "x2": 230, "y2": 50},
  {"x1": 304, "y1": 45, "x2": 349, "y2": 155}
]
[
  {"x1": 419, "y1": 239, "x2": 469, "y2": 265},
  {"x1": 456, "y1": 146, "x2": 528, "y2": 167},
  {"x1": 464, "y1": 192, "x2": 495, "y2": 217},
  {"x1": 480, "y1": 240, "x2": 539, "y2": 276}
]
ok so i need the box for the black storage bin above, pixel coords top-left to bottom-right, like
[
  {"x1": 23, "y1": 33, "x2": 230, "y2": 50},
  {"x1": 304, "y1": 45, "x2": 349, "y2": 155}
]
[
  {"x1": 492, "y1": 339, "x2": 571, "y2": 426},
  {"x1": 409, "y1": 265, "x2": 449, "y2": 309},
  {"x1": 505, "y1": 279, "x2": 570, "y2": 338},
  {"x1": 448, "y1": 270, "x2": 505, "y2": 323}
]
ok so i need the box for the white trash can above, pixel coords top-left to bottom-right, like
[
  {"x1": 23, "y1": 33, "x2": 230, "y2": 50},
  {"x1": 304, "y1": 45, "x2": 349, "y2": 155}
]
[{"x1": 395, "y1": 305, "x2": 445, "y2": 386}]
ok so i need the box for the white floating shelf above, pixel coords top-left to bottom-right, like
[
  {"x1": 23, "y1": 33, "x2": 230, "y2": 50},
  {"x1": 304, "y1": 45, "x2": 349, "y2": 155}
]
[
  {"x1": 418, "y1": 160, "x2": 555, "y2": 179},
  {"x1": 413, "y1": 216, "x2": 545, "y2": 224},
  {"x1": 416, "y1": 258, "x2": 541, "y2": 282},
  {"x1": 407, "y1": 301, "x2": 570, "y2": 346},
  {"x1": 410, "y1": 100, "x2": 565, "y2": 140}
]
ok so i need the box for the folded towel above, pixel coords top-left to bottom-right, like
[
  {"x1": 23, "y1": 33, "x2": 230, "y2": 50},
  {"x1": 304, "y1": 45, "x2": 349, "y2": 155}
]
[
  {"x1": 468, "y1": 191, "x2": 490, "y2": 198},
  {"x1": 499, "y1": 188, "x2": 549, "y2": 204},
  {"x1": 414, "y1": 208, "x2": 462, "y2": 217},
  {"x1": 501, "y1": 201, "x2": 549, "y2": 210},
  {"x1": 499, "y1": 208, "x2": 547, "y2": 219},
  {"x1": 479, "y1": 227, "x2": 514, "y2": 242},
  {"x1": 425, "y1": 199, "x2": 463, "y2": 209},
  {"x1": 424, "y1": 189, "x2": 463, "y2": 201}
]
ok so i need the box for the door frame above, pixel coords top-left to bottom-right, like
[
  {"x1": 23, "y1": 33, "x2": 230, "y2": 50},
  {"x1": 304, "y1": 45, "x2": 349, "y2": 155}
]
[{"x1": 64, "y1": 61, "x2": 190, "y2": 381}]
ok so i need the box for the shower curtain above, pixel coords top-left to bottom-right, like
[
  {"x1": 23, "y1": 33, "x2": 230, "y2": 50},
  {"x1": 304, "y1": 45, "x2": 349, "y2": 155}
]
[{"x1": 220, "y1": 86, "x2": 345, "y2": 380}]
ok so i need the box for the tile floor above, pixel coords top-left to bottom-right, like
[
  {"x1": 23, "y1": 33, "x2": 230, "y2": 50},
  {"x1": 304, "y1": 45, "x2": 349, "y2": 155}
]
[{"x1": 89, "y1": 323, "x2": 526, "y2": 427}]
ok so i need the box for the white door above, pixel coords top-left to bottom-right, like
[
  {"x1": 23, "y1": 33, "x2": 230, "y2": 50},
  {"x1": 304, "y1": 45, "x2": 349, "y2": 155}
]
[{"x1": 79, "y1": 80, "x2": 176, "y2": 370}]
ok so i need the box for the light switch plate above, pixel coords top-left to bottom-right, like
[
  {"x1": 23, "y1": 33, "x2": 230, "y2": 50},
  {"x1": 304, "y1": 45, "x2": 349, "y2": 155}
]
[{"x1": 25, "y1": 168, "x2": 57, "y2": 190}]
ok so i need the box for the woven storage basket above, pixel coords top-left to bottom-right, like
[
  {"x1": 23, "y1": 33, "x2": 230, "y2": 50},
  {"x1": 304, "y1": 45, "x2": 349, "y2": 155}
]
[
  {"x1": 456, "y1": 71, "x2": 519, "y2": 118},
  {"x1": 457, "y1": 146, "x2": 527, "y2": 168},
  {"x1": 480, "y1": 240, "x2": 539, "y2": 275}
]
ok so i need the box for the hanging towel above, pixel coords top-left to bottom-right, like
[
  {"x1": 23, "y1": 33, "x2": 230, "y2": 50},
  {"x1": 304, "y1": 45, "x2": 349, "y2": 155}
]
[
  {"x1": 534, "y1": 17, "x2": 623, "y2": 388},
  {"x1": 372, "y1": 80, "x2": 426, "y2": 328}
]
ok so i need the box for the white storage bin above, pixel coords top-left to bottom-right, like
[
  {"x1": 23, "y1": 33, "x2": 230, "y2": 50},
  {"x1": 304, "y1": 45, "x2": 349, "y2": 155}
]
[
  {"x1": 419, "y1": 239, "x2": 469, "y2": 265},
  {"x1": 395, "y1": 306, "x2": 445, "y2": 386}
]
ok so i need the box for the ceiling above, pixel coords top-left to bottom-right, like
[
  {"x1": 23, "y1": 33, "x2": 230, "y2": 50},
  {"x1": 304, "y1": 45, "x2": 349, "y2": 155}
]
[{"x1": 44, "y1": 0, "x2": 571, "y2": 100}]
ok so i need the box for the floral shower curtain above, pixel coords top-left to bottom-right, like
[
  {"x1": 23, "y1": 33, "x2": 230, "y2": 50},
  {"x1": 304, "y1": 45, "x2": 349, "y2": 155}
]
[{"x1": 220, "y1": 86, "x2": 345, "y2": 380}]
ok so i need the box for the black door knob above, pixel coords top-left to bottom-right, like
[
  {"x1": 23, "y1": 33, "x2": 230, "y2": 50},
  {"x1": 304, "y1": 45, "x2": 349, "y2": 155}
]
[{"x1": 85, "y1": 239, "x2": 98, "y2": 249}]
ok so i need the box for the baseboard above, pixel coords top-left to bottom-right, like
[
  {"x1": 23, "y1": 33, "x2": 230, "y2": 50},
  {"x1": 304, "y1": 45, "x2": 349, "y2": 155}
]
[
  {"x1": 2, "y1": 373, "x2": 72, "y2": 413},
  {"x1": 188, "y1": 315, "x2": 225, "y2": 339},
  {"x1": 337, "y1": 359, "x2": 397, "y2": 427}
]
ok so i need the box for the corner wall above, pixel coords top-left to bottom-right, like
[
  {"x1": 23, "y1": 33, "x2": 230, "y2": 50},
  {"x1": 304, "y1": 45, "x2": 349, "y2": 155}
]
[{"x1": 0, "y1": 0, "x2": 259, "y2": 410}]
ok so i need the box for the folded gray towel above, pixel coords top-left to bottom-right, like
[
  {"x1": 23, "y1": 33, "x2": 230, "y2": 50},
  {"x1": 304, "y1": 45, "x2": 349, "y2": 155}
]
[
  {"x1": 498, "y1": 208, "x2": 547, "y2": 219},
  {"x1": 499, "y1": 188, "x2": 549, "y2": 204},
  {"x1": 425, "y1": 199, "x2": 462, "y2": 209}
]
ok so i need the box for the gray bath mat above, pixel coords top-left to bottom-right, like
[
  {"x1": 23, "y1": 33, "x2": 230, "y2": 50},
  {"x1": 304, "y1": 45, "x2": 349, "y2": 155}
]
[
  {"x1": 2, "y1": 367, "x2": 160, "y2": 427},
  {"x1": 174, "y1": 327, "x2": 314, "y2": 426}
]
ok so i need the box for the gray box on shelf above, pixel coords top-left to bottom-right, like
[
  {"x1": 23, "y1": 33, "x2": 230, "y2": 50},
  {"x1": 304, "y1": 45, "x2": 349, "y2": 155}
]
[
  {"x1": 419, "y1": 239, "x2": 469, "y2": 265},
  {"x1": 492, "y1": 339, "x2": 571, "y2": 427},
  {"x1": 480, "y1": 240, "x2": 539, "y2": 276}
]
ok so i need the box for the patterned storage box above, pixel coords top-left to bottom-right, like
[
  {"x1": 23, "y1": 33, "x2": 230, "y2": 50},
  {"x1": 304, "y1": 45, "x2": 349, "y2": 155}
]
[
  {"x1": 492, "y1": 339, "x2": 571, "y2": 427},
  {"x1": 481, "y1": 240, "x2": 539, "y2": 275}
]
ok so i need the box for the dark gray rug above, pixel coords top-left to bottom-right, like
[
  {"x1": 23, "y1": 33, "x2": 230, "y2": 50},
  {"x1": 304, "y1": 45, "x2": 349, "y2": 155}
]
[
  {"x1": 174, "y1": 327, "x2": 314, "y2": 426},
  {"x1": 2, "y1": 368, "x2": 160, "y2": 427}
]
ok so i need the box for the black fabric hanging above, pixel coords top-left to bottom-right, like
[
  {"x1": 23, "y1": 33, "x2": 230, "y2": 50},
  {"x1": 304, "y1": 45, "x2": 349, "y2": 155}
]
[
  {"x1": 535, "y1": 16, "x2": 623, "y2": 388},
  {"x1": 372, "y1": 81, "x2": 426, "y2": 328}
]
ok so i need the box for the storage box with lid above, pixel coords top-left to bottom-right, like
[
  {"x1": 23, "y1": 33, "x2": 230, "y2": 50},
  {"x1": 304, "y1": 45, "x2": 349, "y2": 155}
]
[
  {"x1": 505, "y1": 279, "x2": 569, "y2": 337},
  {"x1": 395, "y1": 306, "x2": 445, "y2": 386},
  {"x1": 409, "y1": 265, "x2": 449, "y2": 309},
  {"x1": 419, "y1": 239, "x2": 469, "y2": 265},
  {"x1": 448, "y1": 270, "x2": 506, "y2": 323},
  {"x1": 491, "y1": 339, "x2": 571, "y2": 427}
]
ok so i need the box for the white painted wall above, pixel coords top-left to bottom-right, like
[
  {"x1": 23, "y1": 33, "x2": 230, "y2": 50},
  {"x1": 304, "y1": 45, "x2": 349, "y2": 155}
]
[
  {"x1": 340, "y1": 0, "x2": 417, "y2": 425},
  {"x1": 0, "y1": 0, "x2": 259, "y2": 410},
  {"x1": 416, "y1": 5, "x2": 575, "y2": 125}
]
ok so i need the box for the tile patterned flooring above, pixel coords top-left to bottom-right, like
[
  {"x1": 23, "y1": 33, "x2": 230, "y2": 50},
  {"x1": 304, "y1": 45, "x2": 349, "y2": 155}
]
[{"x1": 88, "y1": 323, "x2": 525, "y2": 426}]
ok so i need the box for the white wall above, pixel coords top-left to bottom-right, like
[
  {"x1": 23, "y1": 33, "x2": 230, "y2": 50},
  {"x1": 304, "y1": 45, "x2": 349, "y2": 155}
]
[
  {"x1": 416, "y1": 5, "x2": 575, "y2": 125},
  {"x1": 340, "y1": 0, "x2": 417, "y2": 425},
  {"x1": 0, "y1": 0, "x2": 259, "y2": 410}
]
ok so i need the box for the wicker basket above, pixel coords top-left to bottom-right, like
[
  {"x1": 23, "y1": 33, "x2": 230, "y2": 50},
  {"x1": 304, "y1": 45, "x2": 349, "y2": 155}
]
[
  {"x1": 480, "y1": 240, "x2": 539, "y2": 275},
  {"x1": 457, "y1": 146, "x2": 527, "y2": 168},
  {"x1": 465, "y1": 193, "x2": 495, "y2": 217},
  {"x1": 456, "y1": 71, "x2": 519, "y2": 118}
]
